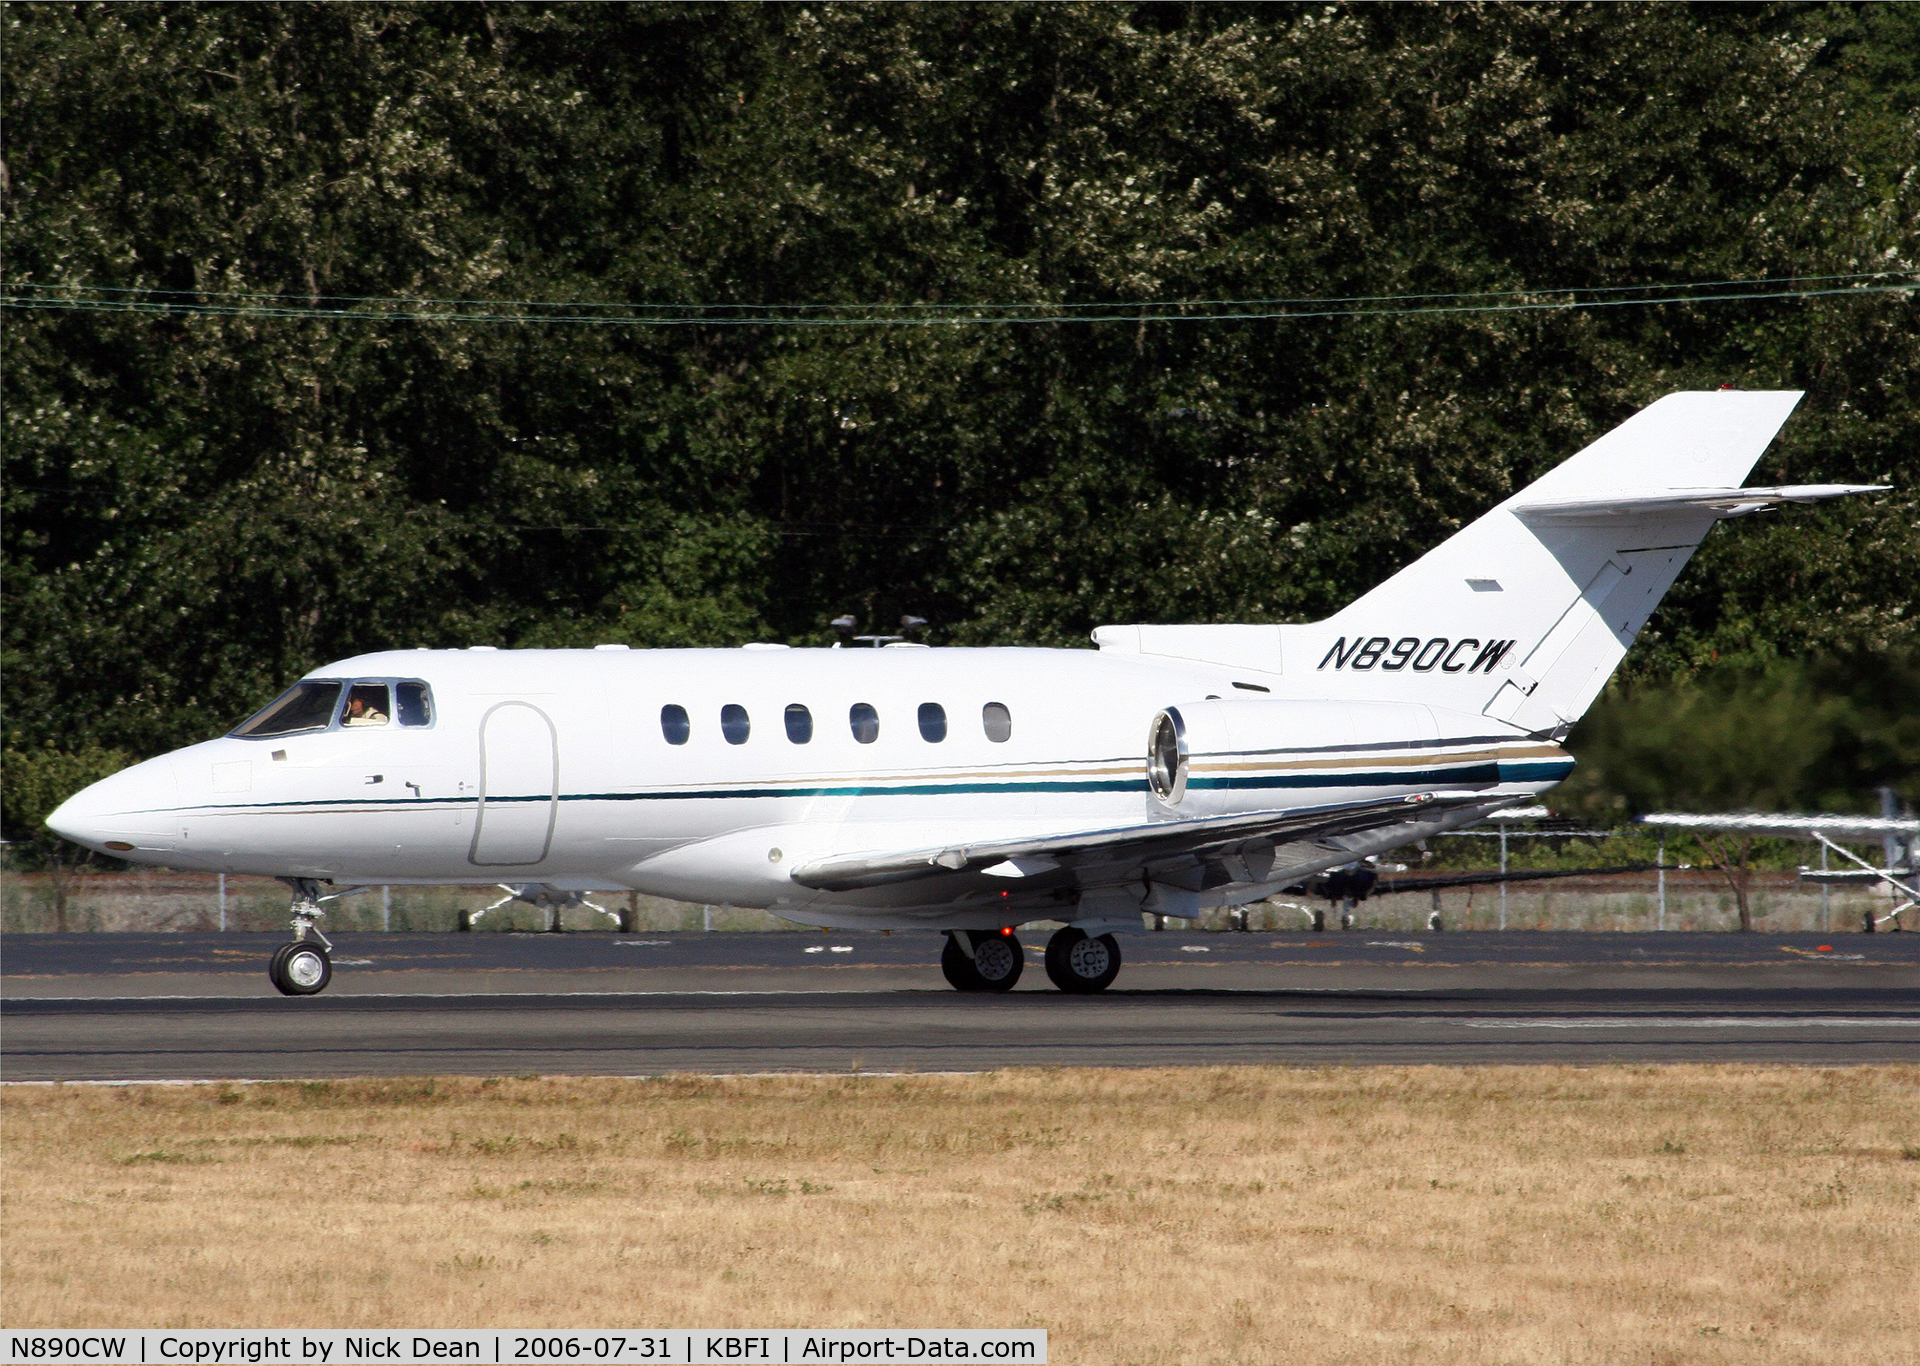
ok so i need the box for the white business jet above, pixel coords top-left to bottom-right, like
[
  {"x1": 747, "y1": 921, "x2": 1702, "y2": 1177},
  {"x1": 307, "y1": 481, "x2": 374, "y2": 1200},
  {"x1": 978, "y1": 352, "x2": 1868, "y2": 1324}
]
[{"x1": 48, "y1": 391, "x2": 1883, "y2": 995}]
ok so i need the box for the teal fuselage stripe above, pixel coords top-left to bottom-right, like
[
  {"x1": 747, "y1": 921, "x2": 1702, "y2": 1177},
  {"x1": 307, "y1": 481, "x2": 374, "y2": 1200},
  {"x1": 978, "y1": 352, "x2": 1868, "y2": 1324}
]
[
  {"x1": 1497, "y1": 761, "x2": 1576, "y2": 781},
  {"x1": 164, "y1": 758, "x2": 1568, "y2": 816},
  {"x1": 562, "y1": 779, "x2": 1148, "y2": 801},
  {"x1": 1192, "y1": 762, "x2": 1505, "y2": 791}
]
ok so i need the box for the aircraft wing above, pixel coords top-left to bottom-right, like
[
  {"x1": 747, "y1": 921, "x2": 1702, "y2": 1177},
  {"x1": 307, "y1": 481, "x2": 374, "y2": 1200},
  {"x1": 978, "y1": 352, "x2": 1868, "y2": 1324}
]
[{"x1": 789, "y1": 790, "x2": 1498, "y2": 893}]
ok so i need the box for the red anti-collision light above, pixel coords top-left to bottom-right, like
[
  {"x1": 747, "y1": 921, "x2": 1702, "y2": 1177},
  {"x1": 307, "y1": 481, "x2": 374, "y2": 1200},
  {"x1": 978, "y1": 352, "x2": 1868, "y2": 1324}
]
[{"x1": 1001, "y1": 925, "x2": 1013, "y2": 935}]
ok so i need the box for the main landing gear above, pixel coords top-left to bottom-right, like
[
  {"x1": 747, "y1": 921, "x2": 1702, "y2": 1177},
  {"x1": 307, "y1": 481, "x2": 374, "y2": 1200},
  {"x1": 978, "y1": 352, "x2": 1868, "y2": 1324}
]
[
  {"x1": 269, "y1": 877, "x2": 347, "y2": 996},
  {"x1": 940, "y1": 927, "x2": 1124, "y2": 994},
  {"x1": 1044, "y1": 927, "x2": 1122, "y2": 993},
  {"x1": 942, "y1": 930, "x2": 1024, "y2": 992}
]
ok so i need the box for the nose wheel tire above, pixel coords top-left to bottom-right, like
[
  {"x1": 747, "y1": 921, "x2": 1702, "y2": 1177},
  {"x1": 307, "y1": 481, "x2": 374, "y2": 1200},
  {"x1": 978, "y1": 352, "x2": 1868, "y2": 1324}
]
[
  {"x1": 269, "y1": 941, "x2": 333, "y2": 996},
  {"x1": 942, "y1": 932, "x2": 1023, "y2": 992},
  {"x1": 1045, "y1": 928, "x2": 1122, "y2": 994}
]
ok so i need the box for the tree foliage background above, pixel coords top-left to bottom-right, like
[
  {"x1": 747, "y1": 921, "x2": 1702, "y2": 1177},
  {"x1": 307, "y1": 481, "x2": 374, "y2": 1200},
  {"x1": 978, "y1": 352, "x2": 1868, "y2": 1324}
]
[{"x1": 4, "y1": 2, "x2": 1918, "y2": 828}]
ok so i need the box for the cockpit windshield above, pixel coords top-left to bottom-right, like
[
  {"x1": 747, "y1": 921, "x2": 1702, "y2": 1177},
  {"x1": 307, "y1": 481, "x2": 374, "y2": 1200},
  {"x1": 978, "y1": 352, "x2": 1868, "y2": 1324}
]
[
  {"x1": 231, "y1": 677, "x2": 434, "y2": 737},
  {"x1": 232, "y1": 681, "x2": 342, "y2": 737}
]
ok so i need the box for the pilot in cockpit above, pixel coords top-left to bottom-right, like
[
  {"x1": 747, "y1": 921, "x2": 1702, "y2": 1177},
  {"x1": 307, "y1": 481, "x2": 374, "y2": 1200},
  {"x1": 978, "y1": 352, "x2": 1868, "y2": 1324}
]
[{"x1": 343, "y1": 685, "x2": 390, "y2": 727}]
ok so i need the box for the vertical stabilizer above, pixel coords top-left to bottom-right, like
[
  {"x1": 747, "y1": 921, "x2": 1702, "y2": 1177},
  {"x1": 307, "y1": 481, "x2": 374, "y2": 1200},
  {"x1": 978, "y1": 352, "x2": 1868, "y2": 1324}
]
[{"x1": 1283, "y1": 391, "x2": 1807, "y2": 730}]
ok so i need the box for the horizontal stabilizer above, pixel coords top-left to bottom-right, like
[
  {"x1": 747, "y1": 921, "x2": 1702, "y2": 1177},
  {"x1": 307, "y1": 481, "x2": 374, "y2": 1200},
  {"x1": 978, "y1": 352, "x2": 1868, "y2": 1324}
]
[{"x1": 1517, "y1": 484, "x2": 1887, "y2": 520}]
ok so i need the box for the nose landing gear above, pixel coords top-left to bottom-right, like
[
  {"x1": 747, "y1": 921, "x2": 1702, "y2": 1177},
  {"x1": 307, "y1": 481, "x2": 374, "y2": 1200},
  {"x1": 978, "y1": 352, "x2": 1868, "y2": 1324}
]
[
  {"x1": 269, "y1": 939, "x2": 332, "y2": 996},
  {"x1": 268, "y1": 877, "x2": 354, "y2": 996}
]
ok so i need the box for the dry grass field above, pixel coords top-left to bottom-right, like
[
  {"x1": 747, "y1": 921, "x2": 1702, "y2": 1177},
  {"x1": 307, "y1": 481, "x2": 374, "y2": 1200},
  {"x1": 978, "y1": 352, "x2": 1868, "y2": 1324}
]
[{"x1": 3, "y1": 1066, "x2": 1917, "y2": 1363}]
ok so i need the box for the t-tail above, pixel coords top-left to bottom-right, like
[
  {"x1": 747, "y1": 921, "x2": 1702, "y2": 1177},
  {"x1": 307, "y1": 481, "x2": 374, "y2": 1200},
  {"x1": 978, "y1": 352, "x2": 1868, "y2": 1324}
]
[{"x1": 1095, "y1": 390, "x2": 1886, "y2": 735}]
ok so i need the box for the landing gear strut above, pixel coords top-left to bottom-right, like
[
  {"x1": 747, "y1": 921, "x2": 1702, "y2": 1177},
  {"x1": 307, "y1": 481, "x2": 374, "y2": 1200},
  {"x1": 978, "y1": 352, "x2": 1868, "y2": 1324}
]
[
  {"x1": 942, "y1": 930, "x2": 1024, "y2": 992},
  {"x1": 1044, "y1": 927, "x2": 1122, "y2": 994},
  {"x1": 269, "y1": 877, "x2": 351, "y2": 996}
]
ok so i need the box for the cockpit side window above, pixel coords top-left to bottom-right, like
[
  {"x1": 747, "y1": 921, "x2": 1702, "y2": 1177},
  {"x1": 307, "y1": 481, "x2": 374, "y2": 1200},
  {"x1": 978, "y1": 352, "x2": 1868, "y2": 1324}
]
[
  {"x1": 342, "y1": 683, "x2": 392, "y2": 727},
  {"x1": 232, "y1": 681, "x2": 343, "y2": 738},
  {"x1": 395, "y1": 681, "x2": 433, "y2": 727}
]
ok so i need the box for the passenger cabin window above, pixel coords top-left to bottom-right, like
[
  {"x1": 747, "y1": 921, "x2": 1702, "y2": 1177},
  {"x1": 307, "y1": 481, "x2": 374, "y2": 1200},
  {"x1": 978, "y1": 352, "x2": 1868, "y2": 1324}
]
[
  {"x1": 785, "y1": 704, "x2": 813, "y2": 744},
  {"x1": 396, "y1": 681, "x2": 433, "y2": 727},
  {"x1": 342, "y1": 683, "x2": 391, "y2": 727},
  {"x1": 231, "y1": 681, "x2": 342, "y2": 738},
  {"x1": 721, "y1": 704, "x2": 751, "y2": 745},
  {"x1": 982, "y1": 702, "x2": 1013, "y2": 743},
  {"x1": 849, "y1": 702, "x2": 879, "y2": 744},
  {"x1": 918, "y1": 702, "x2": 947, "y2": 743},
  {"x1": 661, "y1": 704, "x2": 691, "y2": 745}
]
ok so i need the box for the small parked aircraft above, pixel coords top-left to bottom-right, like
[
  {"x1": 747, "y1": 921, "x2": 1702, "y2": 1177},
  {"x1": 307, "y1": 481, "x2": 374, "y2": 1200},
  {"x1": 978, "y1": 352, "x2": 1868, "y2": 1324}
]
[
  {"x1": 1639, "y1": 810, "x2": 1918, "y2": 932},
  {"x1": 48, "y1": 391, "x2": 1885, "y2": 994}
]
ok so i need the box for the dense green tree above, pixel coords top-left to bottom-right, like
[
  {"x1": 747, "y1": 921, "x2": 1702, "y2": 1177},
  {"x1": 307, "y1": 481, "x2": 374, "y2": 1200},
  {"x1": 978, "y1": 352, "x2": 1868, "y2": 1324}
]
[{"x1": 3, "y1": 1, "x2": 1916, "y2": 809}]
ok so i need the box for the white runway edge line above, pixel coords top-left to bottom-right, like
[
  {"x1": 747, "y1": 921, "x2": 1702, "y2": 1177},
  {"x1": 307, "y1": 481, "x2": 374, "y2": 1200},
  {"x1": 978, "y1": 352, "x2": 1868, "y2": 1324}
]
[
  {"x1": 1462, "y1": 1017, "x2": 1920, "y2": 1030},
  {"x1": 0, "y1": 991, "x2": 923, "y2": 1002},
  {"x1": 1, "y1": 1330, "x2": 1047, "y2": 1365}
]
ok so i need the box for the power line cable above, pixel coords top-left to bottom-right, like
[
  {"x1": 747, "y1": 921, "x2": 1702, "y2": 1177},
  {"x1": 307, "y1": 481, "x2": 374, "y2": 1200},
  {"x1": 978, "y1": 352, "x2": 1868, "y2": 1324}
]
[
  {"x1": 1, "y1": 276, "x2": 1912, "y2": 328},
  {"x1": 4, "y1": 270, "x2": 1908, "y2": 312}
]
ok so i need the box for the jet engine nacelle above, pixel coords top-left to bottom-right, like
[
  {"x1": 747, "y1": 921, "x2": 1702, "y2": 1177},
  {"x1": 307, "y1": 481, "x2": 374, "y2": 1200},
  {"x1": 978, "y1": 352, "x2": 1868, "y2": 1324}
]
[{"x1": 1146, "y1": 697, "x2": 1490, "y2": 817}]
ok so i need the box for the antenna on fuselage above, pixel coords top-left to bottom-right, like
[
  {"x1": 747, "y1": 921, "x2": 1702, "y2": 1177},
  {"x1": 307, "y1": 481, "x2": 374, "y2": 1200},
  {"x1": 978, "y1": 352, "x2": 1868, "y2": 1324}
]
[{"x1": 830, "y1": 611, "x2": 929, "y2": 647}]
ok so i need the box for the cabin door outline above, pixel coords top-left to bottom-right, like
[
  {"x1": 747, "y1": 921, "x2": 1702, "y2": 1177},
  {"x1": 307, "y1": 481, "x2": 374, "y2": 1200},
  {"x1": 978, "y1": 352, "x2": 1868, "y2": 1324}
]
[{"x1": 468, "y1": 701, "x2": 560, "y2": 866}]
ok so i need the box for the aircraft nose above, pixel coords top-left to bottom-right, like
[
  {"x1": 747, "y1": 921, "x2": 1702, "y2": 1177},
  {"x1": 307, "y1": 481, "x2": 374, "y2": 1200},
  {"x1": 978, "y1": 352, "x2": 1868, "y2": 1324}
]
[{"x1": 45, "y1": 756, "x2": 181, "y2": 854}]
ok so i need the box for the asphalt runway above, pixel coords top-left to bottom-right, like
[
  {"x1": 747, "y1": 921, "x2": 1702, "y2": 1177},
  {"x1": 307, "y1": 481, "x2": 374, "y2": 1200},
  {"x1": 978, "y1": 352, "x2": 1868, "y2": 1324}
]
[{"x1": 3, "y1": 930, "x2": 1915, "y2": 1080}]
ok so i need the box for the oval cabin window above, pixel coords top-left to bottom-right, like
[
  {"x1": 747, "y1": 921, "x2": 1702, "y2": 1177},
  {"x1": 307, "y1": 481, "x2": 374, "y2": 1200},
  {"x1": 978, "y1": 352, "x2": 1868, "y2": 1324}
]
[
  {"x1": 982, "y1": 702, "x2": 1012, "y2": 743},
  {"x1": 660, "y1": 705, "x2": 690, "y2": 745},
  {"x1": 918, "y1": 702, "x2": 947, "y2": 742},
  {"x1": 849, "y1": 702, "x2": 879, "y2": 744},
  {"x1": 785, "y1": 703, "x2": 813, "y2": 744},
  {"x1": 721, "y1": 704, "x2": 751, "y2": 745}
]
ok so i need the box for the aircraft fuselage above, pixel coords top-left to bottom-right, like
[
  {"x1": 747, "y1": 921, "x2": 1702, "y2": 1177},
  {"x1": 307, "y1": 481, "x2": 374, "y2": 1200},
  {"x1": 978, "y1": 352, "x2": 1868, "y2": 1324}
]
[{"x1": 50, "y1": 644, "x2": 1565, "y2": 929}]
